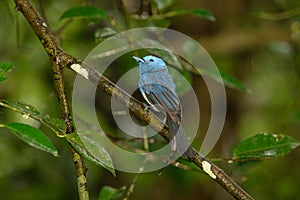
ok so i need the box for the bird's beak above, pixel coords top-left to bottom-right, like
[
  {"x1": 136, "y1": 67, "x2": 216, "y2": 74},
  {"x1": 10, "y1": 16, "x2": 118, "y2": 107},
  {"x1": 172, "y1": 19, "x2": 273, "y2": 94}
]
[{"x1": 132, "y1": 56, "x2": 145, "y2": 63}]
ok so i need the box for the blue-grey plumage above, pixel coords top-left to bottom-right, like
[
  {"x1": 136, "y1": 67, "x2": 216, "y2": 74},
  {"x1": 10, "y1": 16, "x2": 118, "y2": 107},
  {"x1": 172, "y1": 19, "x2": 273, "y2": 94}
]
[{"x1": 133, "y1": 55, "x2": 193, "y2": 158}]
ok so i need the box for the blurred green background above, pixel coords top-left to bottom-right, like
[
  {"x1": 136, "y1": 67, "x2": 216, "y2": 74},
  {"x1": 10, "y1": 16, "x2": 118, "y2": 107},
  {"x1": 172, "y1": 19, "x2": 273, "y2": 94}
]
[{"x1": 1, "y1": 0, "x2": 300, "y2": 199}]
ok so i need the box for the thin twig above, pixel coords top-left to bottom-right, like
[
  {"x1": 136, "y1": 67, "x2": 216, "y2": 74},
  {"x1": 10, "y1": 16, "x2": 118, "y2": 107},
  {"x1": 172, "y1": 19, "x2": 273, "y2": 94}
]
[{"x1": 124, "y1": 155, "x2": 149, "y2": 200}]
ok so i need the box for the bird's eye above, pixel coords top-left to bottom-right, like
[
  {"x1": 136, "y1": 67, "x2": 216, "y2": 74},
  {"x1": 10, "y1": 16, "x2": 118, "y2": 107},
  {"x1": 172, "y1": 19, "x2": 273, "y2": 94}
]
[{"x1": 149, "y1": 59, "x2": 154, "y2": 62}]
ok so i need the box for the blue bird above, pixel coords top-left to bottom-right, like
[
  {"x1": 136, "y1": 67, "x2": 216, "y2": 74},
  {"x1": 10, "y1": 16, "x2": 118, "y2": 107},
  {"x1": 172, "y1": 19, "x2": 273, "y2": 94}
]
[{"x1": 133, "y1": 55, "x2": 194, "y2": 159}]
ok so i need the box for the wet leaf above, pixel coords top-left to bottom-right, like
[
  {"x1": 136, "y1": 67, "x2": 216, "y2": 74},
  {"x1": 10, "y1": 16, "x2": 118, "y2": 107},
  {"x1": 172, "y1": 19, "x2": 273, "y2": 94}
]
[
  {"x1": 67, "y1": 131, "x2": 115, "y2": 176},
  {"x1": 0, "y1": 99, "x2": 41, "y2": 118},
  {"x1": 232, "y1": 133, "x2": 300, "y2": 161},
  {"x1": 3, "y1": 122, "x2": 58, "y2": 157},
  {"x1": 0, "y1": 100, "x2": 66, "y2": 136},
  {"x1": 42, "y1": 115, "x2": 66, "y2": 136}
]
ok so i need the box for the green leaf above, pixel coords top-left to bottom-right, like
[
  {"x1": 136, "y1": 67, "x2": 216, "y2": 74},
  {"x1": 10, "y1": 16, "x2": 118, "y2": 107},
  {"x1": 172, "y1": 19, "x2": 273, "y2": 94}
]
[
  {"x1": 42, "y1": 115, "x2": 66, "y2": 136},
  {"x1": 181, "y1": 40, "x2": 250, "y2": 92},
  {"x1": 0, "y1": 99, "x2": 41, "y2": 118},
  {"x1": 3, "y1": 122, "x2": 58, "y2": 157},
  {"x1": 179, "y1": 62, "x2": 250, "y2": 93},
  {"x1": 0, "y1": 100, "x2": 66, "y2": 136},
  {"x1": 189, "y1": 9, "x2": 216, "y2": 21},
  {"x1": 137, "y1": 8, "x2": 215, "y2": 22},
  {"x1": 67, "y1": 131, "x2": 115, "y2": 176},
  {"x1": 182, "y1": 40, "x2": 199, "y2": 62},
  {"x1": 169, "y1": 69, "x2": 193, "y2": 96},
  {"x1": 0, "y1": 62, "x2": 14, "y2": 82},
  {"x1": 60, "y1": 6, "x2": 108, "y2": 21},
  {"x1": 99, "y1": 186, "x2": 126, "y2": 200},
  {"x1": 219, "y1": 70, "x2": 251, "y2": 93},
  {"x1": 184, "y1": 66, "x2": 250, "y2": 93},
  {"x1": 80, "y1": 131, "x2": 114, "y2": 172},
  {"x1": 232, "y1": 133, "x2": 300, "y2": 161}
]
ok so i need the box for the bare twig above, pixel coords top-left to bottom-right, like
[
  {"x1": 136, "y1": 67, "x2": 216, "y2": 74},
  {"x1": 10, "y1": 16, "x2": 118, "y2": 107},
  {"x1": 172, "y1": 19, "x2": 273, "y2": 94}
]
[{"x1": 13, "y1": 0, "x2": 254, "y2": 199}]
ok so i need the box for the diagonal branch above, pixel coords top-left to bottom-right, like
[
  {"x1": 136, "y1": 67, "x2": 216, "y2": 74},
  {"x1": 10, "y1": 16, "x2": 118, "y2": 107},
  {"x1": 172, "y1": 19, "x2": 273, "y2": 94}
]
[
  {"x1": 13, "y1": 0, "x2": 254, "y2": 199},
  {"x1": 70, "y1": 61, "x2": 254, "y2": 200}
]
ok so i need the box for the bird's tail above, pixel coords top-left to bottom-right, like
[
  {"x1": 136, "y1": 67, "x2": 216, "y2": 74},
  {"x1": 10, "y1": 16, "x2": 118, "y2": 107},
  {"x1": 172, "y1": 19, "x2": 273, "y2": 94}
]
[{"x1": 167, "y1": 118, "x2": 194, "y2": 159}]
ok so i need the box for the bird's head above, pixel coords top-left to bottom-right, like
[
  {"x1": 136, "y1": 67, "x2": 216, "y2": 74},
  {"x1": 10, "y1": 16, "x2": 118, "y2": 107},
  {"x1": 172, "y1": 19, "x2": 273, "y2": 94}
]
[{"x1": 133, "y1": 55, "x2": 167, "y2": 72}]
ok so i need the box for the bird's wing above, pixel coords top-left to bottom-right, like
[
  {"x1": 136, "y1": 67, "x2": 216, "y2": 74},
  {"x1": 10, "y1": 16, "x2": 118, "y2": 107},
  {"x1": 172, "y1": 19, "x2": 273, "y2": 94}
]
[
  {"x1": 140, "y1": 83, "x2": 193, "y2": 157},
  {"x1": 140, "y1": 83, "x2": 181, "y2": 122}
]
